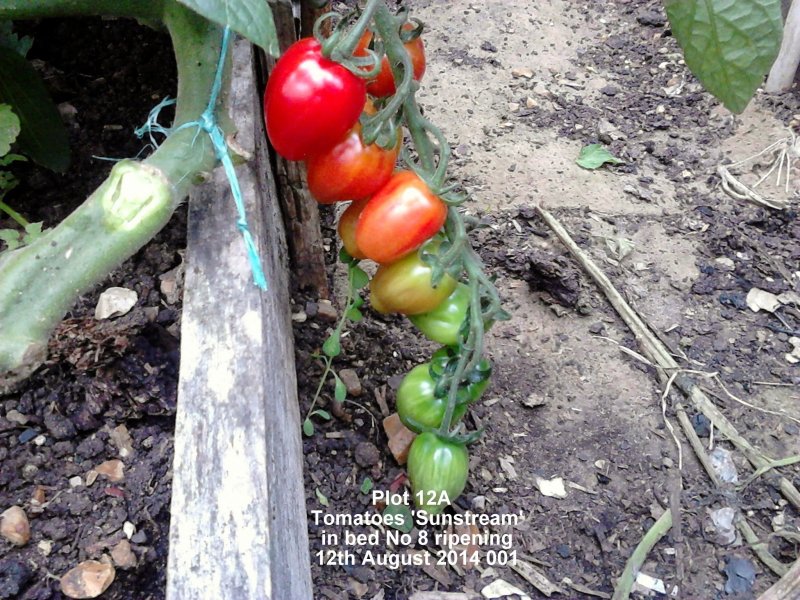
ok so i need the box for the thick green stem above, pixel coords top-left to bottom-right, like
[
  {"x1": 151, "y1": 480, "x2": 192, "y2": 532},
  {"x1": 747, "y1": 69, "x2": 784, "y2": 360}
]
[
  {"x1": 0, "y1": 200, "x2": 29, "y2": 228},
  {"x1": 0, "y1": 2, "x2": 225, "y2": 390}
]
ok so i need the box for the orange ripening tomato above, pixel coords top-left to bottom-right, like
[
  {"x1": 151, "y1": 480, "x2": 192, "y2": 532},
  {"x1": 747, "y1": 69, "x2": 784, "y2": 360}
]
[
  {"x1": 356, "y1": 25, "x2": 426, "y2": 98},
  {"x1": 337, "y1": 199, "x2": 368, "y2": 260},
  {"x1": 355, "y1": 170, "x2": 446, "y2": 264},
  {"x1": 369, "y1": 246, "x2": 457, "y2": 315},
  {"x1": 306, "y1": 122, "x2": 401, "y2": 204}
]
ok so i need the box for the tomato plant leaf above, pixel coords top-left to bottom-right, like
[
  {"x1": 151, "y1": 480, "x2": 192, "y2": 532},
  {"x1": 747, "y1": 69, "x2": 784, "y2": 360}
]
[
  {"x1": 346, "y1": 306, "x2": 363, "y2": 322},
  {"x1": 322, "y1": 333, "x2": 341, "y2": 358},
  {"x1": 0, "y1": 104, "x2": 20, "y2": 157},
  {"x1": 576, "y1": 144, "x2": 624, "y2": 170},
  {"x1": 312, "y1": 409, "x2": 331, "y2": 421},
  {"x1": 302, "y1": 418, "x2": 314, "y2": 437},
  {"x1": 360, "y1": 477, "x2": 373, "y2": 494},
  {"x1": 333, "y1": 373, "x2": 346, "y2": 403},
  {"x1": 383, "y1": 504, "x2": 413, "y2": 533},
  {"x1": 666, "y1": 0, "x2": 782, "y2": 114},
  {"x1": 315, "y1": 487, "x2": 330, "y2": 507},
  {"x1": 0, "y1": 22, "x2": 32, "y2": 57},
  {"x1": 350, "y1": 264, "x2": 370, "y2": 290},
  {"x1": 0, "y1": 48, "x2": 69, "y2": 172},
  {"x1": 176, "y1": 0, "x2": 279, "y2": 57}
]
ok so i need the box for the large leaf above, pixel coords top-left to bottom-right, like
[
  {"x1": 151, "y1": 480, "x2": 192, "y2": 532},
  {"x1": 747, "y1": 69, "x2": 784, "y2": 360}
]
[
  {"x1": 0, "y1": 22, "x2": 33, "y2": 57},
  {"x1": 0, "y1": 47, "x2": 69, "y2": 172},
  {"x1": 177, "y1": 0, "x2": 279, "y2": 57},
  {"x1": 0, "y1": 104, "x2": 20, "y2": 157},
  {"x1": 666, "y1": 0, "x2": 783, "y2": 114}
]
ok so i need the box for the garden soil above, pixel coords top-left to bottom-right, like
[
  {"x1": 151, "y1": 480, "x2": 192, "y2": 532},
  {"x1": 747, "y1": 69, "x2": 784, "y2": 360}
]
[{"x1": 1, "y1": 1, "x2": 799, "y2": 599}]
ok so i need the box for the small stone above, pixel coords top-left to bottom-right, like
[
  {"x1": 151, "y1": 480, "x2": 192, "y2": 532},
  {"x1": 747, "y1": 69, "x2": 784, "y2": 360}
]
[
  {"x1": 637, "y1": 8, "x2": 667, "y2": 27},
  {"x1": 130, "y1": 530, "x2": 147, "y2": 544},
  {"x1": 95, "y1": 459, "x2": 124, "y2": 483},
  {"x1": 471, "y1": 496, "x2": 487, "y2": 511},
  {"x1": 123, "y1": 522, "x2": 136, "y2": 540},
  {"x1": 354, "y1": 442, "x2": 380, "y2": 468},
  {"x1": 316, "y1": 300, "x2": 338, "y2": 322},
  {"x1": 22, "y1": 464, "x2": 38, "y2": 480},
  {"x1": 511, "y1": 67, "x2": 533, "y2": 79},
  {"x1": 532, "y1": 82, "x2": 551, "y2": 98},
  {"x1": 508, "y1": 102, "x2": 520, "y2": 112},
  {"x1": 69, "y1": 476, "x2": 83, "y2": 488},
  {"x1": 5, "y1": 410, "x2": 28, "y2": 425},
  {"x1": 714, "y1": 257, "x2": 735, "y2": 271},
  {"x1": 18, "y1": 428, "x2": 38, "y2": 443},
  {"x1": 338, "y1": 369, "x2": 362, "y2": 397},
  {"x1": 38, "y1": 540, "x2": 53, "y2": 556},
  {"x1": 291, "y1": 311, "x2": 307, "y2": 323},
  {"x1": 588, "y1": 322, "x2": 605, "y2": 334},
  {"x1": 480, "y1": 41, "x2": 497, "y2": 52},
  {"x1": 85, "y1": 471, "x2": 99, "y2": 486},
  {"x1": 600, "y1": 85, "x2": 620, "y2": 96},
  {"x1": 33, "y1": 435, "x2": 46, "y2": 446},
  {"x1": 95, "y1": 287, "x2": 138, "y2": 320},
  {"x1": 59, "y1": 560, "x2": 115, "y2": 599},
  {"x1": 382, "y1": 413, "x2": 416, "y2": 465},
  {"x1": 109, "y1": 425, "x2": 135, "y2": 459},
  {"x1": 1, "y1": 506, "x2": 31, "y2": 546},
  {"x1": 110, "y1": 540, "x2": 137, "y2": 570},
  {"x1": 662, "y1": 457, "x2": 674, "y2": 469},
  {"x1": 304, "y1": 301, "x2": 318, "y2": 318},
  {"x1": 525, "y1": 96, "x2": 537, "y2": 109},
  {"x1": 159, "y1": 263, "x2": 184, "y2": 306}
]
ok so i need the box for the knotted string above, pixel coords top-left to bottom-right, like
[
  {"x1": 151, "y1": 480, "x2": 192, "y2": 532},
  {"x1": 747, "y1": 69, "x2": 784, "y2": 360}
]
[{"x1": 135, "y1": 26, "x2": 267, "y2": 290}]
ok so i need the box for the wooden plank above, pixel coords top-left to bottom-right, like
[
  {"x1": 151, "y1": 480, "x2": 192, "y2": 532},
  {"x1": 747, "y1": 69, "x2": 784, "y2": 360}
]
[
  {"x1": 166, "y1": 39, "x2": 312, "y2": 600},
  {"x1": 266, "y1": 0, "x2": 330, "y2": 297}
]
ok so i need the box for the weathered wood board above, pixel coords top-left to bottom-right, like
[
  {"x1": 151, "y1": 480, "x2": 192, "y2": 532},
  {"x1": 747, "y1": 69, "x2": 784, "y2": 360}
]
[{"x1": 166, "y1": 38, "x2": 312, "y2": 599}]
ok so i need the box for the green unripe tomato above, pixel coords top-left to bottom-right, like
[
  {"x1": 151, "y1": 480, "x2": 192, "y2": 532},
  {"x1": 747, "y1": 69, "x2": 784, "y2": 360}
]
[
  {"x1": 396, "y1": 364, "x2": 468, "y2": 431},
  {"x1": 409, "y1": 283, "x2": 470, "y2": 346},
  {"x1": 407, "y1": 432, "x2": 469, "y2": 514}
]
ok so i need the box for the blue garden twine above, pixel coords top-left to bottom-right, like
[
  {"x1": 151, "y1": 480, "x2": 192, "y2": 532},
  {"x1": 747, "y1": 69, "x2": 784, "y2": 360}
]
[{"x1": 135, "y1": 26, "x2": 267, "y2": 291}]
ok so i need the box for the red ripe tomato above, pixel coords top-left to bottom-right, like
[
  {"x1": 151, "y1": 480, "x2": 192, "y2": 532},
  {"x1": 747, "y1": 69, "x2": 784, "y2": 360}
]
[
  {"x1": 356, "y1": 170, "x2": 446, "y2": 264},
  {"x1": 337, "y1": 199, "x2": 368, "y2": 260},
  {"x1": 306, "y1": 122, "x2": 400, "y2": 204},
  {"x1": 357, "y1": 26, "x2": 426, "y2": 98},
  {"x1": 264, "y1": 38, "x2": 366, "y2": 161}
]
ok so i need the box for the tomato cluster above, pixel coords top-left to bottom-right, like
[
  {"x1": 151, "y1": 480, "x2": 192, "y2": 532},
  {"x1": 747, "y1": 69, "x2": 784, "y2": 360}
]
[{"x1": 264, "y1": 25, "x2": 486, "y2": 516}]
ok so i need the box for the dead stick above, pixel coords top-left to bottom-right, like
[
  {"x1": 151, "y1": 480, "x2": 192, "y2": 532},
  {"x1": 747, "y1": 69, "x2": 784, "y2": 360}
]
[
  {"x1": 676, "y1": 406, "x2": 788, "y2": 577},
  {"x1": 536, "y1": 205, "x2": 800, "y2": 510},
  {"x1": 758, "y1": 559, "x2": 800, "y2": 600}
]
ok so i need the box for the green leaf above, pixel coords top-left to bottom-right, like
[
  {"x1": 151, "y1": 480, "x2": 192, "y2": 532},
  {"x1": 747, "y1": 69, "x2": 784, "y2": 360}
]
[
  {"x1": 576, "y1": 144, "x2": 624, "y2": 170},
  {"x1": 349, "y1": 264, "x2": 370, "y2": 290},
  {"x1": 360, "y1": 477, "x2": 373, "y2": 494},
  {"x1": 312, "y1": 409, "x2": 331, "y2": 421},
  {"x1": 302, "y1": 418, "x2": 314, "y2": 437},
  {"x1": 666, "y1": 0, "x2": 782, "y2": 114},
  {"x1": 322, "y1": 333, "x2": 341, "y2": 358},
  {"x1": 22, "y1": 222, "x2": 43, "y2": 244},
  {"x1": 339, "y1": 247, "x2": 356, "y2": 264},
  {"x1": 0, "y1": 22, "x2": 32, "y2": 57},
  {"x1": 315, "y1": 487, "x2": 330, "y2": 507},
  {"x1": 0, "y1": 104, "x2": 20, "y2": 157},
  {"x1": 383, "y1": 504, "x2": 413, "y2": 533},
  {"x1": 333, "y1": 373, "x2": 346, "y2": 403},
  {"x1": 0, "y1": 47, "x2": 69, "y2": 172},
  {"x1": 346, "y1": 306, "x2": 363, "y2": 322},
  {"x1": 176, "y1": 0, "x2": 279, "y2": 57},
  {"x1": 0, "y1": 228, "x2": 21, "y2": 250}
]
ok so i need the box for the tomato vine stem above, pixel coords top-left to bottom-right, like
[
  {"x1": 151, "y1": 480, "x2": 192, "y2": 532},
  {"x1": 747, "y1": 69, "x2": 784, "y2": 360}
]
[{"x1": 359, "y1": 1, "x2": 507, "y2": 444}]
